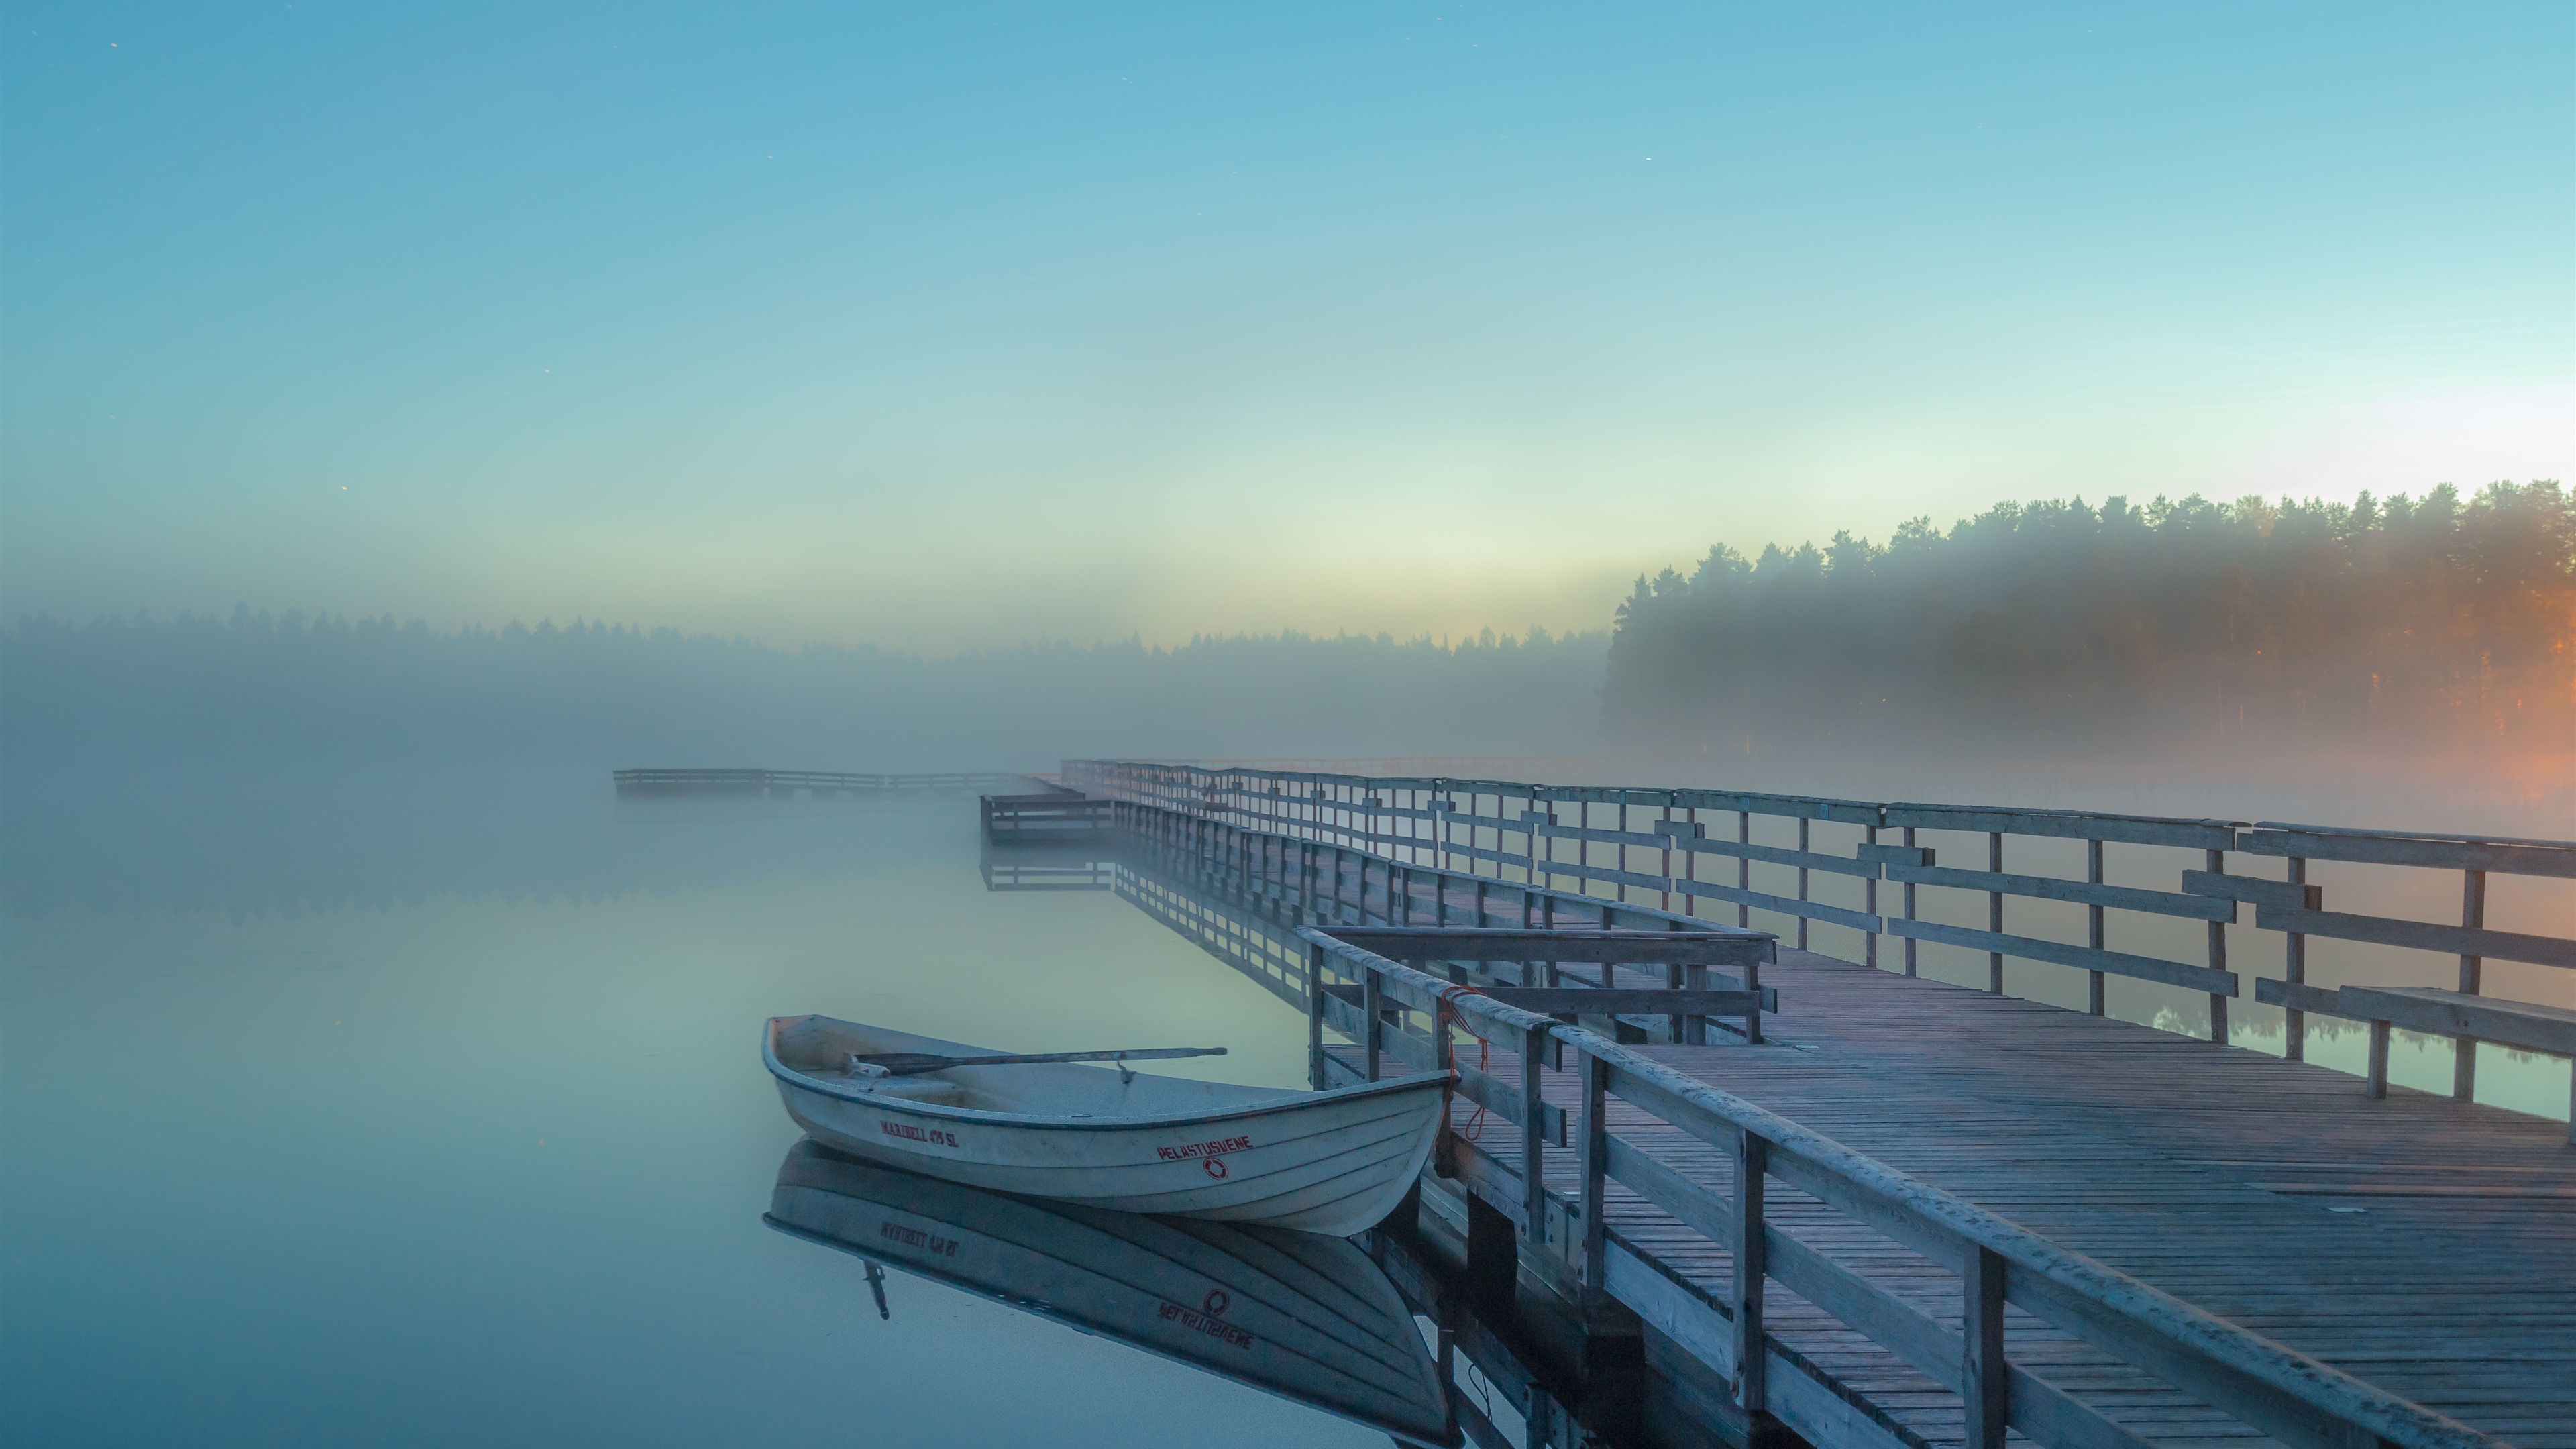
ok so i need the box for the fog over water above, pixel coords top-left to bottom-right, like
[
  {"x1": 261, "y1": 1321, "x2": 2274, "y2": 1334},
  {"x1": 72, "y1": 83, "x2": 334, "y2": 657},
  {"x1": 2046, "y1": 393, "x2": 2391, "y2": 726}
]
[
  {"x1": 5, "y1": 610, "x2": 2569, "y2": 1442},
  {"x1": 5, "y1": 766, "x2": 2567, "y2": 1426},
  {"x1": 1, "y1": 781, "x2": 1387, "y2": 1448}
]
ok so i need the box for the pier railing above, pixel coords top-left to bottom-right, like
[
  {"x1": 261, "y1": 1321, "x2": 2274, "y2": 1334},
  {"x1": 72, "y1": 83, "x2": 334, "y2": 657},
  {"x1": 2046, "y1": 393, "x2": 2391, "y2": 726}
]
[
  {"x1": 1067, "y1": 759, "x2": 2575, "y2": 1134},
  {"x1": 1304, "y1": 932, "x2": 2500, "y2": 1449}
]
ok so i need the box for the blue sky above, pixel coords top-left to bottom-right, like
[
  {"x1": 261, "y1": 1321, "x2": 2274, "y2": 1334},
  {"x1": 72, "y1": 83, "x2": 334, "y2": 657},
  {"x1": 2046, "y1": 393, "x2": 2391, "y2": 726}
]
[{"x1": 4, "y1": 2, "x2": 2569, "y2": 649}]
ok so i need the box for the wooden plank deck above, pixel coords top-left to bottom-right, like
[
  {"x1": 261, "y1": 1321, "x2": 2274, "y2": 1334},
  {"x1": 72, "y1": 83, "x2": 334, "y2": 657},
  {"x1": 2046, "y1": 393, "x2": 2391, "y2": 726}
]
[{"x1": 1271, "y1": 860, "x2": 2575, "y2": 1448}]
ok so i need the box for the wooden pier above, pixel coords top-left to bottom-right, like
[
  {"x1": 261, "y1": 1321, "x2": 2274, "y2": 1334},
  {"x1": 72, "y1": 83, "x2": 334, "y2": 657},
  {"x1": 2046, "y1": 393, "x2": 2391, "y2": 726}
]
[
  {"x1": 612, "y1": 767, "x2": 1046, "y2": 798},
  {"x1": 978, "y1": 790, "x2": 1112, "y2": 843},
  {"x1": 1067, "y1": 761, "x2": 2575, "y2": 1449}
]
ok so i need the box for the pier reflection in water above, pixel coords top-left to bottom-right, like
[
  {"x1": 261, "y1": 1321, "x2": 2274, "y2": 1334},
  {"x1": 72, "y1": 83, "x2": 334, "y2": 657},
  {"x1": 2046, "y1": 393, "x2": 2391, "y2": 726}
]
[
  {"x1": 978, "y1": 836, "x2": 1660, "y2": 1449},
  {"x1": 4, "y1": 774, "x2": 1662, "y2": 1448}
]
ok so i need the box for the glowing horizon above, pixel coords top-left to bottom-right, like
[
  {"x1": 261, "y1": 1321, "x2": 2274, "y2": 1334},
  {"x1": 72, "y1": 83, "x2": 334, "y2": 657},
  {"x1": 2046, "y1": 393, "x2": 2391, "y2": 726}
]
[{"x1": 5, "y1": 4, "x2": 2569, "y2": 652}]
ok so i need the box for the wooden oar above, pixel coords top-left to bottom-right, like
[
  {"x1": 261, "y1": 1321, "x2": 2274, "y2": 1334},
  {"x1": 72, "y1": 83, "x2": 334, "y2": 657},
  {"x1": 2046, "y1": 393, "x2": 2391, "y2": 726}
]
[{"x1": 843, "y1": 1046, "x2": 1226, "y2": 1079}]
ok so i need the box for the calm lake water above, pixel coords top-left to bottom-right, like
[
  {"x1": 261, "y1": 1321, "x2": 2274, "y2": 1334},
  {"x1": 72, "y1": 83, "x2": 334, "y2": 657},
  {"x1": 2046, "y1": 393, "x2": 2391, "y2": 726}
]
[
  {"x1": 1, "y1": 769, "x2": 1383, "y2": 1448},
  {"x1": 7, "y1": 763, "x2": 2567, "y2": 1447}
]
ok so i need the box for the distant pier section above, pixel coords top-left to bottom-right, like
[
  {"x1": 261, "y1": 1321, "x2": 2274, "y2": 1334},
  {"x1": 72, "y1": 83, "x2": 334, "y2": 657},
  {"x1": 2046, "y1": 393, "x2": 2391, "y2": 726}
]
[
  {"x1": 978, "y1": 790, "x2": 1111, "y2": 842},
  {"x1": 612, "y1": 766, "x2": 1113, "y2": 843},
  {"x1": 612, "y1": 767, "x2": 1049, "y2": 798}
]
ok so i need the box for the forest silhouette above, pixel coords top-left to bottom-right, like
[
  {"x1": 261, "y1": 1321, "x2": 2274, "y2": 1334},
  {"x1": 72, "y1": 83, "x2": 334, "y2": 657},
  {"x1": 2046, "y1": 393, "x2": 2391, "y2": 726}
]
[
  {"x1": 0, "y1": 611, "x2": 1605, "y2": 771},
  {"x1": 5, "y1": 482, "x2": 2567, "y2": 791},
  {"x1": 1605, "y1": 482, "x2": 2573, "y2": 768}
]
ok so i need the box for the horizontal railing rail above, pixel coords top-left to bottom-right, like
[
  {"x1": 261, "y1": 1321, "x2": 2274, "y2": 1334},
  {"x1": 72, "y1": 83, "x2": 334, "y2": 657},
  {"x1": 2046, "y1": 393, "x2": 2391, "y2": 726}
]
[
  {"x1": 1111, "y1": 800, "x2": 1780, "y2": 1048},
  {"x1": 1068, "y1": 759, "x2": 2576, "y2": 1132},
  {"x1": 1301, "y1": 932, "x2": 2503, "y2": 1449}
]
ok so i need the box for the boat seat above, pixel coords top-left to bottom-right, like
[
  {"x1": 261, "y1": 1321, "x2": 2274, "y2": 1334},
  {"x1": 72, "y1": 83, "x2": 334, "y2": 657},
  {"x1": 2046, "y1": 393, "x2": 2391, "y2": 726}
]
[{"x1": 838, "y1": 1075, "x2": 971, "y2": 1106}]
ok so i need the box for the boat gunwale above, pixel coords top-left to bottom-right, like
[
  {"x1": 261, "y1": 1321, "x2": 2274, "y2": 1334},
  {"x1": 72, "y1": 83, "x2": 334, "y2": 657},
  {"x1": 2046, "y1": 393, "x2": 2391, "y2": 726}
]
[{"x1": 764, "y1": 1016, "x2": 1451, "y2": 1132}]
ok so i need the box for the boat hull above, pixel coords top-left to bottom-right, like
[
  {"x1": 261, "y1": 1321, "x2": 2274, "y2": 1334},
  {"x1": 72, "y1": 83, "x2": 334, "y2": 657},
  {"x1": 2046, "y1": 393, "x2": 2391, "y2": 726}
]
[{"x1": 766, "y1": 1016, "x2": 1447, "y2": 1237}]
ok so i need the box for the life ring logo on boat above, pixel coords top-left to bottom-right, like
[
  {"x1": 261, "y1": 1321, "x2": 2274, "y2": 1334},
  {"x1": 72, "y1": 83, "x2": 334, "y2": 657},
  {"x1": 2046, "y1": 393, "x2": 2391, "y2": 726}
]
[
  {"x1": 1203, "y1": 1157, "x2": 1230, "y2": 1179},
  {"x1": 1202, "y1": 1289, "x2": 1229, "y2": 1316}
]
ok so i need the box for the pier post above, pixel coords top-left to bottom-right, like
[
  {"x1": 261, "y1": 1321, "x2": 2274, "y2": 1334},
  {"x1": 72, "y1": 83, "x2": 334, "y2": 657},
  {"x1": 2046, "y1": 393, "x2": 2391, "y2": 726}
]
[
  {"x1": 1736, "y1": 810, "x2": 1751, "y2": 929},
  {"x1": 1862, "y1": 821, "x2": 1879, "y2": 969},
  {"x1": 1987, "y1": 832, "x2": 2006, "y2": 994},
  {"x1": 1902, "y1": 826, "x2": 1919, "y2": 976},
  {"x1": 2455, "y1": 865, "x2": 2486, "y2": 1099},
  {"x1": 2283, "y1": 856, "x2": 2307, "y2": 1060},
  {"x1": 1795, "y1": 816, "x2": 1810, "y2": 951},
  {"x1": 1465, "y1": 1191, "x2": 1517, "y2": 1315},
  {"x1": 1521, "y1": 1022, "x2": 1550, "y2": 1246},
  {"x1": 1305, "y1": 943, "x2": 1326, "y2": 1090},
  {"x1": 1730, "y1": 1132, "x2": 1769, "y2": 1416},
  {"x1": 2206, "y1": 847, "x2": 2231, "y2": 1044},
  {"x1": 2088, "y1": 838, "x2": 2107, "y2": 1015},
  {"x1": 1962, "y1": 1246, "x2": 2008, "y2": 1449},
  {"x1": 1576, "y1": 1049, "x2": 1609, "y2": 1301},
  {"x1": 1362, "y1": 967, "x2": 1384, "y2": 1082}
]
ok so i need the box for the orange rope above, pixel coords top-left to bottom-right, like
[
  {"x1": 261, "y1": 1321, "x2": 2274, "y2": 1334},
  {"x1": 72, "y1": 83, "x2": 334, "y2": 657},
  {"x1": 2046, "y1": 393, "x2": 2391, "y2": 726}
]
[
  {"x1": 1434, "y1": 983, "x2": 1495, "y2": 1143},
  {"x1": 1460, "y1": 1034, "x2": 1491, "y2": 1142}
]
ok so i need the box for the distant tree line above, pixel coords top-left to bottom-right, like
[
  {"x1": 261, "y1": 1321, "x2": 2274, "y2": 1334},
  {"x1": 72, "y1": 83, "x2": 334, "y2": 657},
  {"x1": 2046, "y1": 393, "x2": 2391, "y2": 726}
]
[
  {"x1": 1604, "y1": 482, "x2": 2574, "y2": 761},
  {"x1": 11, "y1": 481, "x2": 2568, "y2": 784},
  {"x1": 1, "y1": 608, "x2": 1607, "y2": 771}
]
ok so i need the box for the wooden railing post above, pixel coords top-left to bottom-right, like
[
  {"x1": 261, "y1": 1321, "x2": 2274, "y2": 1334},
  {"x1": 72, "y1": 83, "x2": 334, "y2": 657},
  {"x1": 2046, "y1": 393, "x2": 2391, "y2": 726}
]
[
  {"x1": 1962, "y1": 1244, "x2": 2008, "y2": 1449},
  {"x1": 1432, "y1": 990, "x2": 1457, "y2": 1177},
  {"x1": 1902, "y1": 825, "x2": 1919, "y2": 976},
  {"x1": 1987, "y1": 831, "x2": 2006, "y2": 994},
  {"x1": 1521, "y1": 805, "x2": 1538, "y2": 923},
  {"x1": 2087, "y1": 837, "x2": 2107, "y2": 1016},
  {"x1": 1795, "y1": 815, "x2": 1811, "y2": 951},
  {"x1": 2456, "y1": 863, "x2": 2487, "y2": 1100},
  {"x1": 1577, "y1": 1047, "x2": 1609, "y2": 1295},
  {"x1": 1563, "y1": 798, "x2": 1580, "y2": 897},
  {"x1": 2283, "y1": 855, "x2": 2307, "y2": 1060},
  {"x1": 1736, "y1": 808, "x2": 1752, "y2": 929},
  {"x1": 1521, "y1": 1021, "x2": 1549, "y2": 1250},
  {"x1": 1529, "y1": 799, "x2": 1548, "y2": 893},
  {"x1": 1362, "y1": 966, "x2": 1384, "y2": 1083},
  {"x1": 1731, "y1": 1131, "x2": 1769, "y2": 1413},
  {"x1": 1306, "y1": 943, "x2": 1327, "y2": 1090},
  {"x1": 2205, "y1": 847, "x2": 2231, "y2": 1045},
  {"x1": 1864, "y1": 820, "x2": 1880, "y2": 969},
  {"x1": 1660, "y1": 796, "x2": 1676, "y2": 913},
  {"x1": 1680, "y1": 804, "x2": 1701, "y2": 918}
]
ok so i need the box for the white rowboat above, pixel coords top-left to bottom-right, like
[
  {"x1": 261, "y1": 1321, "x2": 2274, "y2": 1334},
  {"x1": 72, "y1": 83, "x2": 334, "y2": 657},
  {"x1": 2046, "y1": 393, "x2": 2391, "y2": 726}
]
[
  {"x1": 765, "y1": 1141, "x2": 1457, "y2": 1446},
  {"x1": 764, "y1": 1014, "x2": 1448, "y2": 1236}
]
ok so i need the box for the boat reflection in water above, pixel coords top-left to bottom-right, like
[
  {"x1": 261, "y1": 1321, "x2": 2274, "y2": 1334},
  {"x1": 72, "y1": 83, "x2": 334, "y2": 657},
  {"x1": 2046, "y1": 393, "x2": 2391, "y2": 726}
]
[{"x1": 765, "y1": 1140, "x2": 1458, "y2": 1447}]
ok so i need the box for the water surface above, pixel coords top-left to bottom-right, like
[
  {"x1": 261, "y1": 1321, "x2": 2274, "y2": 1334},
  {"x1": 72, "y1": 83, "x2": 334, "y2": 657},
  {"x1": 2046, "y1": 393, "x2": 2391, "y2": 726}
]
[{"x1": 1, "y1": 769, "x2": 1373, "y2": 1447}]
